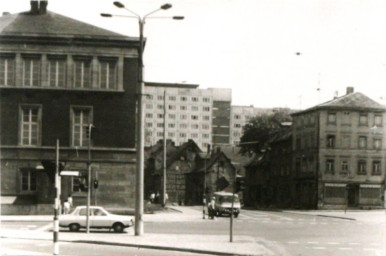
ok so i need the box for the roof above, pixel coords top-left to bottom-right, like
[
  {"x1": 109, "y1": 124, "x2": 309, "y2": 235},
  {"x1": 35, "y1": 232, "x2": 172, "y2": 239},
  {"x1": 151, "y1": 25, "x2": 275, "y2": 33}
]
[
  {"x1": 0, "y1": 10, "x2": 134, "y2": 42},
  {"x1": 145, "y1": 82, "x2": 199, "y2": 89},
  {"x1": 293, "y1": 92, "x2": 386, "y2": 116}
]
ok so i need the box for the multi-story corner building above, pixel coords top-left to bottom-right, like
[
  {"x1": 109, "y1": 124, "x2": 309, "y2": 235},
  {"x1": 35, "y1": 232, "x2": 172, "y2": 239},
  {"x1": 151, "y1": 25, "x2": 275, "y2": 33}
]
[
  {"x1": 292, "y1": 87, "x2": 386, "y2": 209},
  {"x1": 210, "y1": 88, "x2": 232, "y2": 146},
  {"x1": 143, "y1": 84, "x2": 231, "y2": 151},
  {"x1": 230, "y1": 105, "x2": 273, "y2": 145},
  {"x1": 0, "y1": 1, "x2": 139, "y2": 213}
]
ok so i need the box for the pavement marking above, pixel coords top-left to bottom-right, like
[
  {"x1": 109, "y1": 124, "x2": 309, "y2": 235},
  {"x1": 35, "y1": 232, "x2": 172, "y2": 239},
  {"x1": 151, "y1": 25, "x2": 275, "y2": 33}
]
[
  {"x1": 348, "y1": 242, "x2": 360, "y2": 245},
  {"x1": 36, "y1": 223, "x2": 52, "y2": 231},
  {"x1": 370, "y1": 243, "x2": 380, "y2": 246},
  {"x1": 287, "y1": 241, "x2": 299, "y2": 244},
  {"x1": 327, "y1": 242, "x2": 339, "y2": 245},
  {"x1": 307, "y1": 241, "x2": 319, "y2": 244},
  {"x1": 363, "y1": 248, "x2": 378, "y2": 251},
  {"x1": 339, "y1": 248, "x2": 353, "y2": 250},
  {"x1": 312, "y1": 247, "x2": 326, "y2": 250},
  {"x1": 27, "y1": 225, "x2": 37, "y2": 228}
]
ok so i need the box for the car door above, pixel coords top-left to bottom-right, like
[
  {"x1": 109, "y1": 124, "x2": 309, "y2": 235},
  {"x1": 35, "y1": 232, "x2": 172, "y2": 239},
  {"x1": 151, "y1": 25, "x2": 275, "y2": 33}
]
[
  {"x1": 77, "y1": 208, "x2": 89, "y2": 227},
  {"x1": 91, "y1": 208, "x2": 112, "y2": 228}
]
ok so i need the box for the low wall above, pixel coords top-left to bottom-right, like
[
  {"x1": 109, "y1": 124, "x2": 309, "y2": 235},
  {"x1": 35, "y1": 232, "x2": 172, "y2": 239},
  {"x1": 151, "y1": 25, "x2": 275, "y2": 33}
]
[{"x1": 1, "y1": 204, "x2": 54, "y2": 215}]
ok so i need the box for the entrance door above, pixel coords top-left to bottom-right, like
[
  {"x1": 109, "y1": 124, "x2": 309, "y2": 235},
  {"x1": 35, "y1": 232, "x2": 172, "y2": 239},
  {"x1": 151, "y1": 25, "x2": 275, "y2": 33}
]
[{"x1": 347, "y1": 184, "x2": 359, "y2": 207}]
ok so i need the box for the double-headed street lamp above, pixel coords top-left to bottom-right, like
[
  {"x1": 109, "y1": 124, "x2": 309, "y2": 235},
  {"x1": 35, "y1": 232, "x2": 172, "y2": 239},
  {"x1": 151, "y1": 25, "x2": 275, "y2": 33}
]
[{"x1": 101, "y1": 1, "x2": 183, "y2": 236}]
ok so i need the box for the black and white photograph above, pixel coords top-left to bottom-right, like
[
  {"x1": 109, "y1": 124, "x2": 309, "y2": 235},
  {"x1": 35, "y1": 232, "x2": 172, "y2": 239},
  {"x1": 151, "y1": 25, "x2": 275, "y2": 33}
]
[{"x1": 0, "y1": 0, "x2": 385, "y2": 255}]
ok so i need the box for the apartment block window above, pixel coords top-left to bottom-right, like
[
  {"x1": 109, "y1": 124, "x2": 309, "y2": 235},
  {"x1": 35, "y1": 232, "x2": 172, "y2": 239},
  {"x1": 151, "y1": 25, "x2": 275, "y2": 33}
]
[
  {"x1": 374, "y1": 138, "x2": 382, "y2": 150},
  {"x1": 203, "y1": 97, "x2": 210, "y2": 102},
  {"x1": 146, "y1": 95, "x2": 153, "y2": 100},
  {"x1": 168, "y1": 105, "x2": 176, "y2": 110},
  {"x1": 145, "y1": 113, "x2": 153, "y2": 118},
  {"x1": 180, "y1": 114, "x2": 187, "y2": 120},
  {"x1": 326, "y1": 135, "x2": 335, "y2": 148},
  {"x1": 359, "y1": 136, "x2": 367, "y2": 149},
  {"x1": 157, "y1": 104, "x2": 163, "y2": 110},
  {"x1": 20, "y1": 105, "x2": 41, "y2": 146},
  {"x1": 202, "y1": 134, "x2": 209, "y2": 139},
  {"x1": 202, "y1": 124, "x2": 209, "y2": 130},
  {"x1": 157, "y1": 95, "x2": 164, "y2": 101},
  {"x1": 71, "y1": 107, "x2": 92, "y2": 147},
  {"x1": 180, "y1": 123, "x2": 187, "y2": 129},
  {"x1": 22, "y1": 55, "x2": 41, "y2": 87},
  {"x1": 169, "y1": 96, "x2": 176, "y2": 101},
  {"x1": 168, "y1": 114, "x2": 176, "y2": 119},
  {"x1": 234, "y1": 115, "x2": 241, "y2": 119},
  {"x1": 341, "y1": 160, "x2": 349, "y2": 174},
  {"x1": 72, "y1": 177, "x2": 82, "y2": 192},
  {"x1": 157, "y1": 132, "x2": 163, "y2": 137},
  {"x1": 146, "y1": 122, "x2": 153, "y2": 127},
  {"x1": 326, "y1": 159, "x2": 335, "y2": 174},
  {"x1": 327, "y1": 113, "x2": 336, "y2": 124},
  {"x1": 98, "y1": 58, "x2": 117, "y2": 89},
  {"x1": 73, "y1": 57, "x2": 91, "y2": 88},
  {"x1": 372, "y1": 160, "x2": 381, "y2": 175},
  {"x1": 359, "y1": 114, "x2": 368, "y2": 126},
  {"x1": 168, "y1": 123, "x2": 175, "y2": 128},
  {"x1": 192, "y1": 106, "x2": 199, "y2": 111},
  {"x1": 191, "y1": 124, "x2": 199, "y2": 129},
  {"x1": 357, "y1": 160, "x2": 367, "y2": 175},
  {"x1": 168, "y1": 132, "x2": 175, "y2": 137},
  {"x1": 0, "y1": 54, "x2": 15, "y2": 86},
  {"x1": 374, "y1": 114, "x2": 383, "y2": 127},
  {"x1": 191, "y1": 133, "x2": 198, "y2": 138},
  {"x1": 234, "y1": 123, "x2": 241, "y2": 128},
  {"x1": 203, "y1": 116, "x2": 210, "y2": 121},
  {"x1": 146, "y1": 104, "x2": 153, "y2": 109},
  {"x1": 21, "y1": 169, "x2": 37, "y2": 192},
  {"x1": 180, "y1": 106, "x2": 187, "y2": 111},
  {"x1": 180, "y1": 133, "x2": 187, "y2": 138},
  {"x1": 191, "y1": 115, "x2": 198, "y2": 120},
  {"x1": 157, "y1": 113, "x2": 163, "y2": 119},
  {"x1": 157, "y1": 123, "x2": 163, "y2": 128},
  {"x1": 180, "y1": 96, "x2": 187, "y2": 101},
  {"x1": 192, "y1": 97, "x2": 198, "y2": 102},
  {"x1": 47, "y1": 56, "x2": 66, "y2": 87}
]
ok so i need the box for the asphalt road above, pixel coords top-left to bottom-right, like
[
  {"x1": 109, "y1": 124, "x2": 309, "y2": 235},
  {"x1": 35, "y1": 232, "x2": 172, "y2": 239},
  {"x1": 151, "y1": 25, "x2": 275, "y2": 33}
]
[{"x1": 1, "y1": 209, "x2": 384, "y2": 256}]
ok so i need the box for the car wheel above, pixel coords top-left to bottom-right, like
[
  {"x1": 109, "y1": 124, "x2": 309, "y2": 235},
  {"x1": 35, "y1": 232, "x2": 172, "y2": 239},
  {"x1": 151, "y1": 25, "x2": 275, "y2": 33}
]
[
  {"x1": 69, "y1": 223, "x2": 80, "y2": 232},
  {"x1": 113, "y1": 222, "x2": 124, "y2": 233}
]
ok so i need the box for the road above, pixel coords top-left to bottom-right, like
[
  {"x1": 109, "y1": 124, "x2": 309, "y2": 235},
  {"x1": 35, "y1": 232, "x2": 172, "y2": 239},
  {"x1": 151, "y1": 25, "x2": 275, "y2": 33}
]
[{"x1": 1, "y1": 209, "x2": 384, "y2": 256}]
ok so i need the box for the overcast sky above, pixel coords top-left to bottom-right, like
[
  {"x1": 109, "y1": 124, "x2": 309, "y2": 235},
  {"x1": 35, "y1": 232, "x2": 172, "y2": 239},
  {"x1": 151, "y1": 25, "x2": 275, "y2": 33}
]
[{"x1": 2, "y1": 0, "x2": 386, "y2": 109}]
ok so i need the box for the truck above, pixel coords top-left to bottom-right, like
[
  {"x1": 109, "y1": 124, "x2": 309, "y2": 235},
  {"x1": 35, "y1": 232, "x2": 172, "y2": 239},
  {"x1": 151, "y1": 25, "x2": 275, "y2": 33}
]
[{"x1": 211, "y1": 191, "x2": 241, "y2": 218}]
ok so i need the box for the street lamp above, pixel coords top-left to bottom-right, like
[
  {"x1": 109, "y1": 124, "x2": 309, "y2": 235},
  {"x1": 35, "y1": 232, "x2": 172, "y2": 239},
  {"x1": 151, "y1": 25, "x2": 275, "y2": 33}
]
[{"x1": 101, "y1": 1, "x2": 183, "y2": 236}]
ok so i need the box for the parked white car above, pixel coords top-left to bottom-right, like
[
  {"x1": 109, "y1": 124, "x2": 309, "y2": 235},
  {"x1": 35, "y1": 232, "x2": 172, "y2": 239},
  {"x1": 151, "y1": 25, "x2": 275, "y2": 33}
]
[{"x1": 59, "y1": 206, "x2": 134, "y2": 233}]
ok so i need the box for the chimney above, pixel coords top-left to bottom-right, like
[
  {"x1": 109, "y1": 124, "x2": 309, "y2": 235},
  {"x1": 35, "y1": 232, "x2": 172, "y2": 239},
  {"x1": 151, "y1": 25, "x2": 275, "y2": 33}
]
[
  {"x1": 346, "y1": 87, "x2": 354, "y2": 95},
  {"x1": 333, "y1": 91, "x2": 339, "y2": 99},
  {"x1": 39, "y1": 0, "x2": 48, "y2": 14},
  {"x1": 30, "y1": 0, "x2": 39, "y2": 14}
]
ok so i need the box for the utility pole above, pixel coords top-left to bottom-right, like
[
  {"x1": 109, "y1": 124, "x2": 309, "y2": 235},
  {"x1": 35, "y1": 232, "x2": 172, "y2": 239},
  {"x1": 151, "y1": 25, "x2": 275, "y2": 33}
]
[
  {"x1": 86, "y1": 124, "x2": 93, "y2": 234},
  {"x1": 162, "y1": 89, "x2": 167, "y2": 207},
  {"x1": 230, "y1": 169, "x2": 236, "y2": 242},
  {"x1": 53, "y1": 139, "x2": 60, "y2": 254}
]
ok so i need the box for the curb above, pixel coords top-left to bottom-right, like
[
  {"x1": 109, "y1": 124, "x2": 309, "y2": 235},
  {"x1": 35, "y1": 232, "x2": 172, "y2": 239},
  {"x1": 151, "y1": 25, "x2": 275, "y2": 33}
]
[
  {"x1": 282, "y1": 211, "x2": 356, "y2": 221},
  {"x1": 0, "y1": 235, "x2": 255, "y2": 256}
]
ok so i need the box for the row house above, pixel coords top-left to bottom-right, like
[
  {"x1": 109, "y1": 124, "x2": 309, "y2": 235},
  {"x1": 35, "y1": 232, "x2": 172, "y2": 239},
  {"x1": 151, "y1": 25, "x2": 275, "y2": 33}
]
[{"x1": 0, "y1": 1, "x2": 139, "y2": 213}]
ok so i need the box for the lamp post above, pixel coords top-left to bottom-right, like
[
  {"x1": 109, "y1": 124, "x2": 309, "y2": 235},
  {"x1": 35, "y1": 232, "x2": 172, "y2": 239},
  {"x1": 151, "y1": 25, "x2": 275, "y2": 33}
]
[{"x1": 101, "y1": 2, "x2": 183, "y2": 236}]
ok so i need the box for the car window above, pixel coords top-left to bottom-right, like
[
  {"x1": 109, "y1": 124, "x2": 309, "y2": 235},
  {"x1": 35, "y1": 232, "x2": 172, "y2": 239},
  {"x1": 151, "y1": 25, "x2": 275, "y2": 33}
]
[
  {"x1": 79, "y1": 208, "x2": 87, "y2": 216},
  {"x1": 93, "y1": 209, "x2": 106, "y2": 216}
]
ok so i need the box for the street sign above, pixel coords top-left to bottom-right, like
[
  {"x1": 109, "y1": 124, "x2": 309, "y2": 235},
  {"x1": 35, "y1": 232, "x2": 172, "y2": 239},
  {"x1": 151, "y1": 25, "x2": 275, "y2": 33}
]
[{"x1": 60, "y1": 171, "x2": 80, "y2": 176}]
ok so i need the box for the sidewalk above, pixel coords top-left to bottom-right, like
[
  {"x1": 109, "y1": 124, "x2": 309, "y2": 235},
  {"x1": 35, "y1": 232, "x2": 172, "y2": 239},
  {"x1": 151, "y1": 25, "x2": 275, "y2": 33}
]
[
  {"x1": 0, "y1": 206, "x2": 272, "y2": 256},
  {"x1": 282, "y1": 209, "x2": 385, "y2": 222}
]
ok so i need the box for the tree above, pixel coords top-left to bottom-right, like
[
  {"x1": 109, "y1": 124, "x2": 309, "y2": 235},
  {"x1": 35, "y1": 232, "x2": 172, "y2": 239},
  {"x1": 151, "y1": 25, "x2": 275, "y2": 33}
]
[{"x1": 239, "y1": 109, "x2": 292, "y2": 156}]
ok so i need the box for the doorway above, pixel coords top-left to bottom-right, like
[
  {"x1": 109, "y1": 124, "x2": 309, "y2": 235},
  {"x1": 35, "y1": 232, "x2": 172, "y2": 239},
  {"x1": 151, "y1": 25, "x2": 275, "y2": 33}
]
[{"x1": 347, "y1": 184, "x2": 359, "y2": 207}]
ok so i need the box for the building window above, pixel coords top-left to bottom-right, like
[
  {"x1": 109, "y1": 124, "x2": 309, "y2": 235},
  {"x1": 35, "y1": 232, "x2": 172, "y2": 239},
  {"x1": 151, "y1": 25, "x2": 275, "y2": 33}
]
[
  {"x1": 157, "y1": 104, "x2": 163, "y2": 110},
  {"x1": 71, "y1": 107, "x2": 92, "y2": 147},
  {"x1": 168, "y1": 105, "x2": 176, "y2": 110},
  {"x1": 157, "y1": 123, "x2": 163, "y2": 128},
  {"x1": 46, "y1": 56, "x2": 66, "y2": 87},
  {"x1": 327, "y1": 113, "x2": 336, "y2": 124},
  {"x1": 372, "y1": 160, "x2": 381, "y2": 175},
  {"x1": 192, "y1": 106, "x2": 199, "y2": 111},
  {"x1": 180, "y1": 124, "x2": 187, "y2": 129},
  {"x1": 191, "y1": 115, "x2": 198, "y2": 120},
  {"x1": 374, "y1": 138, "x2": 382, "y2": 150},
  {"x1": 157, "y1": 113, "x2": 163, "y2": 119},
  {"x1": 168, "y1": 123, "x2": 175, "y2": 128},
  {"x1": 191, "y1": 133, "x2": 198, "y2": 138},
  {"x1": 203, "y1": 116, "x2": 210, "y2": 121},
  {"x1": 234, "y1": 123, "x2": 241, "y2": 128},
  {"x1": 326, "y1": 159, "x2": 334, "y2": 174},
  {"x1": 234, "y1": 115, "x2": 241, "y2": 119},
  {"x1": 157, "y1": 95, "x2": 164, "y2": 101},
  {"x1": 20, "y1": 105, "x2": 41, "y2": 146},
  {"x1": 192, "y1": 97, "x2": 198, "y2": 102},
  {"x1": 22, "y1": 55, "x2": 41, "y2": 87},
  {"x1": 359, "y1": 114, "x2": 368, "y2": 126},
  {"x1": 168, "y1": 132, "x2": 175, "y2": 137},
  {"x1": 98, "y1": 59, "x2": 117, "y2": 89},
  {"x1": 21, "y1": 169, "x2": 37, "y2": 191},
  {"x1": 359, "y1": 136, "x2": 367, "y2": 149},
  {"x1": 203, "y1": 97, "x2": 210, "y2": 102},
  {"x1": 157, "y1": 132, "x2": 163, "y2": 137},
  {"x1": 0, "y1": 54, "x2": 15, "y2": 86},
  {"x1": 341, "y1": 160, "x2": 349, "y2": 174},
  {"x1": 73, "y1": 58, "x2": 91, "y2": 88},
  {"x1": 146, "y1": 104, "x2": 153, "y2": 109},
  {"x1": 145, "y1": 113, "x2": 153, "y2": 118},
  {"x1": 180, "y1": 114, "x2": 187, "y2": 120},
  {"x1": 374, "y1": 114, "x2": 383, "y2": 127},
  {"x1": 180, "y1": 96, "x2": 187, "y2": 101},
  {"x1": 72, "y1": 177, "x2": 81, "y2": 192},
  {"x1": 191, "y1": 124, "x2": 199, "y2": 129},
  {"x1": 202, "y1": 124, "x2": 209, "y2": 130},
  {"x1": 146, "y1": 122, "x2": 153, "y2": 127},
  {"x1": 168, "y1": 114, "x2": 176, "y2": 119},
  {"x1": 146, "y1": 95, "x2": 153, "y2": 100},
  {"x1": 180, "y1": 133, "x2": 187, "y2": 138},
  {"x1": 357, "y1": 160, "x2": 367, "y2": 175},
  {"x1": 326, "y1": 135, "x2": 335, "y2": 148},
  {"x1": 169, "y1": 96, "x2": 176, "y2": 101},
  {"x1": 202, "y1": 134, "x2": 209, "y2": 139},
  {"x1": 180, "y1": 106, "x2": 187, "y2": 111}
]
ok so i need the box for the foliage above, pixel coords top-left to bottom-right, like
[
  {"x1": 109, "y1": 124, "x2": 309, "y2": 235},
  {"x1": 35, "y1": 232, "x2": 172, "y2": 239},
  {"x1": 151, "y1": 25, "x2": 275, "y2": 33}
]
[{"x1": 238, "y1": 109, "x2": 292, "y2": 155}]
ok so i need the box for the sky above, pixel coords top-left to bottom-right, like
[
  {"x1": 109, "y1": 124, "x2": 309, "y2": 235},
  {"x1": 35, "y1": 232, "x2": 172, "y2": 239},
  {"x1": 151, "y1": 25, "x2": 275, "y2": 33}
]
[{"x1": 2, "y1": 0, "x2": 386, "y2": 109}]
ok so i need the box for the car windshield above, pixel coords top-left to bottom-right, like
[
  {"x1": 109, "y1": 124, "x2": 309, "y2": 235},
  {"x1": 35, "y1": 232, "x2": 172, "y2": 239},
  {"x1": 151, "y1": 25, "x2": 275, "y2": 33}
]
[{"x1": 219, "y1": 195, "x2": 239, "y2": 203}]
